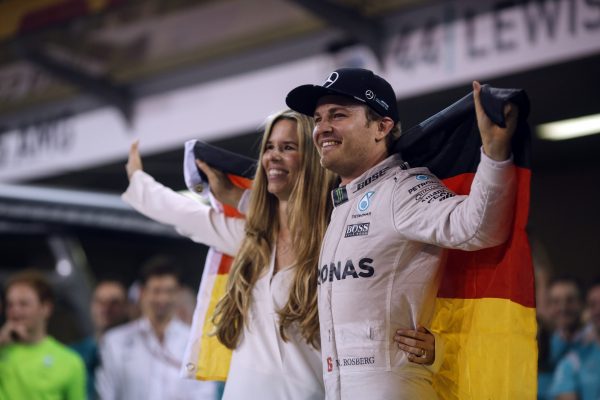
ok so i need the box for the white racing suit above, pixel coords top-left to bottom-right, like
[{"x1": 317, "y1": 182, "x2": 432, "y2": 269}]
[{"x1": 318, "y1": 151, "x2": 516, "y2": 400}]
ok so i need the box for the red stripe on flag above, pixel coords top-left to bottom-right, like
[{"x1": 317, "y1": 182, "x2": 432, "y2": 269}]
[
  {"x1": 222, "y1": 204, "x2": 244, "y2": 218},
  {"x1": 221, "y1": 174, "x2": 253, "y2": 218},
  {"x1": 217, "y1": 173, "x2": 251, "y2": 275},
  {"x1": 437, "y1": 167, "x2": 535, "y2": 307},
  {"x1": 227, "y1": 174, "x2": 253, "y2": 190},
  {"x1": 217, "y1": 256, "x2": 233, "y2": 275}
]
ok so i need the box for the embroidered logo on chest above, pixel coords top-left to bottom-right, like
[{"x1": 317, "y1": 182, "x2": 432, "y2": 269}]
[{"x1": 357, "y1": 191, "x2": 375, "y2": 212}]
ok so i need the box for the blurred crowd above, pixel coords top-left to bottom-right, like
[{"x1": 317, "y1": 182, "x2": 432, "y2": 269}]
[
  {"x1": 0, "y1": 257, "x2": 222, "y2": 400},
  {"x1": 536, "y1": 274, "x2": 600, "y2": 400},
  {"x1": 1, "y1": 260, "x2": 599, "y2": 400}
]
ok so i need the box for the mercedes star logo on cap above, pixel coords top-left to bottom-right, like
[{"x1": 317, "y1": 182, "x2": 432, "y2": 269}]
[{"x1": 324, "y1": 72, "x2": 339, "y2": 88}]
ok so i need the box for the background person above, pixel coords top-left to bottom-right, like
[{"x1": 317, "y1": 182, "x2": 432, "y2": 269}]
[
  {"x1": 71, "y1": 279, "x2": 130, "y2": 400},
  {"x1": 547, "y1": 276, "x2": 585, "y2": 357},
  {"x1": 95, "y1": 257, "x2": 219, "y2": 400},
  {"x1": 550, "y1": 278, "x2": 600, "y2": 400},
  {"x1": 0, "y1": 270, "x2": 86, "y2": 400},
  {"x1": 176, "y1": 284, "x2": 197, "y2": 326},
  {"x1": 538, "y1": 276, "x2": 586, "y2": 398}
]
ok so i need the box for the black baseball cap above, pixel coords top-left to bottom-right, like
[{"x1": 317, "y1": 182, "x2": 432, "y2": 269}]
[{"x1": 286, "y1": 68, "x2": 399, "y2": 123}]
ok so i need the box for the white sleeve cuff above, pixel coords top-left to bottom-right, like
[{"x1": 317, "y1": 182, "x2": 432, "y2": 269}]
[{"x1": 480, "y1": 147, "x2": 514, "y2": 168}]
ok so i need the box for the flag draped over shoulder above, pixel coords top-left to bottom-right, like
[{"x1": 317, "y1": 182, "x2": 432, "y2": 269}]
[
  {"x1": 180, "y1": 86, "x2": 536, "y2": 396},
  {"x1": 394, "y1": 85, "x2": 536, "y2": 399},
  {"x1": 180, "y1": 141, "x2": 255, "y2": 381}
]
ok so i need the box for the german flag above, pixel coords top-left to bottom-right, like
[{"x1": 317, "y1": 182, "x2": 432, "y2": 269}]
[
  {"x1": 394, "y1": 86, "x2": 536, "y2": 399},
  {"x1": 180, "y1": 142, "x2": 254, "y2": 381}
]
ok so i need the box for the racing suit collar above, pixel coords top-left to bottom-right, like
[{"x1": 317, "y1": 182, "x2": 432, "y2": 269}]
[{"x1": 330, "y1": 153, "x2": 408, "y2": 208}]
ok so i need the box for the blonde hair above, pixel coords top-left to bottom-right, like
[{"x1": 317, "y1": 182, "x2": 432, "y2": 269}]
[{"x1": 213, "y1": 109, "x2": 337, "y2": 350}]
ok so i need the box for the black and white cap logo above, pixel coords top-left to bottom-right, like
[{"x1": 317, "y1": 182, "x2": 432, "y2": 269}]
[
  {"x1": 365, "y1": 90, "x2": 374, "y2": 100},
  {"x1": 324, "y1": 72, "x2": 339, "y2": 88}
]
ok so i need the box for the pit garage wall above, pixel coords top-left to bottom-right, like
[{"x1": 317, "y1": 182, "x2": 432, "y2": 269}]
[{"x1": 0, "y1": 0, "x2": 599, "y2": 182}]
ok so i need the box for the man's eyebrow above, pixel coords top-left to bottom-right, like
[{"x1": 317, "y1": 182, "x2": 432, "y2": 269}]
[{"x1": 314, "y1": 105, "x2": 353, "y2": 117}]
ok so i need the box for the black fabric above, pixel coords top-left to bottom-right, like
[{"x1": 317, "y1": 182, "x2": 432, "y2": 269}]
[
  {"x1": 393, "y1": 85, "x2": 531, "y2": 179},
  {"x1": 193, "y1": 141, "x2": 257, "y2": 180}
]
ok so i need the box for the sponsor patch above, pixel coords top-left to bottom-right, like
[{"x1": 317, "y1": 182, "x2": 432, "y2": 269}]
[
  {"x1": 408, "y1": 177, "x2": 455, "y2": 203},
  {"x1": 354, "y1": 168, "x2": 388, "y2": 192},
  {"x1": 332, "y1": 186, "x2": 348, "y2": 207},
  {"x1": 408, "y1": 180, "x2": 436, "y2": 194},
  {"x1": 351, "y1": 212, "x2": 371, "y2": 219},
  {"x1": 318, "y1": 258, "x2": 375, "y2": 284},
  {"x1": 344, "y1": 222, "x2": 370, "y2": 238},
  {"x1": 357, "y1": 191, "x2": 375, "y2": 212},
  {"x1": 417, "y1": 189, "x2": 455, "y2": 203}
]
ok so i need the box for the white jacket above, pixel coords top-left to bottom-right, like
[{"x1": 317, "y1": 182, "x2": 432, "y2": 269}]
[{"x1": 318, "y1": 151, "x2": 516, "y2": 400}]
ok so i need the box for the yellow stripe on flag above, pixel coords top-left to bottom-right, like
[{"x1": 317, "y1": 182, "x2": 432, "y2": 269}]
[
  {"x1": 196, "y1": 274, "x2": 231, "y2": 381},
  {"x1": 431, "y1": 297, "x2": 538, "y2": 400}
]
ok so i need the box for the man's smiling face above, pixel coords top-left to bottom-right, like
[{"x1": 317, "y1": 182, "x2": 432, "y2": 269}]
[{"x1": 313, "y1": 95, "x2": 389, "y2": 184}]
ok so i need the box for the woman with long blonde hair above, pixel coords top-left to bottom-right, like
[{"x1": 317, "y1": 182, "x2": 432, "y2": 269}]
[
  {"x1": 123, "y1": 109, "x2": 436, "y2": 399},
  {"x1": 209, "y1": 109, "x2": 335, "y2": 398}
]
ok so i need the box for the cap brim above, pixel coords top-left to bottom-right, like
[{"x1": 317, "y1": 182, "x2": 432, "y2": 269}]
[{"x1": 286, "y1": 84, "x2": 364, "y2": 117}]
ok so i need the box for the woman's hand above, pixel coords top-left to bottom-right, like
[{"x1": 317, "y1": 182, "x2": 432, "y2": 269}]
[
  {"x1": 394, "y1": 326, "x2": 436, "y2": 365},
  {"x1": 126, "y1": 140, "x2": 143, "y2": 180},
  {"x1": 195, "y1": 159, "x2": 244, "y2": 207}
]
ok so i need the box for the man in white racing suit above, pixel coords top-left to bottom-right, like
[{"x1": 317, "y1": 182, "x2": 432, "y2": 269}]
[{"x1": 285, "y1": 68, "x2": 519, "y2": 399}]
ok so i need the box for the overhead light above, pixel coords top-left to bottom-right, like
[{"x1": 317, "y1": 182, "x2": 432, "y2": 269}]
[{"x1": 537, "y1": 114, "x2": 600, "y2": 141}]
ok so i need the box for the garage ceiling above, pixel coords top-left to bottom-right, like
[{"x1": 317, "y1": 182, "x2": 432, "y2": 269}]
[{"x1": 0, "y1": 0, "x2": 441, "y2": 129}]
